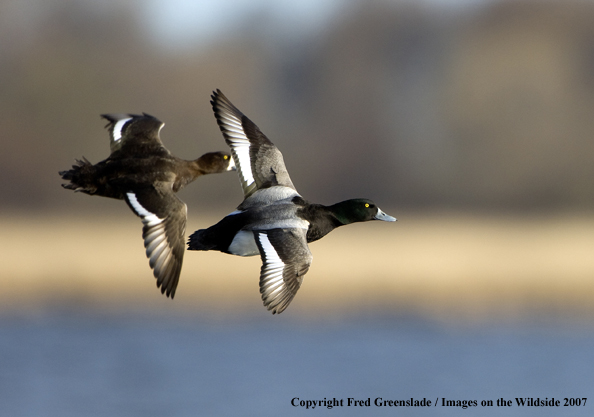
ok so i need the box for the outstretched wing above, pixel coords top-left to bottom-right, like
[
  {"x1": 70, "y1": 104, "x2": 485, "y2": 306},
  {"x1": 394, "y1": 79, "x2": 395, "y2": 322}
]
[
  {"x1": 254, "y1": 228, "x2": 312, "y2": 314},
  {"x1": 124, "y1": 185, "x2": 187, "y2": 298},
  {"x1": 210, "y1": 89, "x2": 296, "y2": 198},
  {"x1": 101, "y1": 113, "x2": 167, "y2": 155}
]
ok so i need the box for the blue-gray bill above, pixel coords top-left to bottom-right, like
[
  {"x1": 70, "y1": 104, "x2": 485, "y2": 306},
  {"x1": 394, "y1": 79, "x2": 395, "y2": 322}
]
[{"x1": 374, "y1": 208, "x2": 397, "y2": 222}]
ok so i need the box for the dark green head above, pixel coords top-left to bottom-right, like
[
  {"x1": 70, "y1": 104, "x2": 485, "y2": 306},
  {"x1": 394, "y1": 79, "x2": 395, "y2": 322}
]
[{"x1": 329, "y1": 199, "x2": 396, "y2": 225}]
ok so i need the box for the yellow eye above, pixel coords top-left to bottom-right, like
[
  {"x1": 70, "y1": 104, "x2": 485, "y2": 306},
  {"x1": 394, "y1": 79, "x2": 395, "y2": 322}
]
[
  {"x1": 223, "y1": 155, "x2": 229, "y2": 160},
  {"x1": 365, "y1": 203, "x2": 370, "y2": 208}
]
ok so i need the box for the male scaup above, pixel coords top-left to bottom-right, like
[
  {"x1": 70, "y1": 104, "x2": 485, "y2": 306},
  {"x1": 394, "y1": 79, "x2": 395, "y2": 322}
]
[
  {"x1": 60, "y1": 113, "x2": 235, "y2": 298},
  {"x1": 188, "y1": 90, "x2": 395, "y2": 314}
]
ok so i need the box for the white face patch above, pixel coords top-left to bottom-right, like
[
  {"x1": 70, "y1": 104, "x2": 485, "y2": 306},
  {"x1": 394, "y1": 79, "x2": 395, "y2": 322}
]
[
  {"x1": 112, "y1": 117, "x2": 133, "y2": 142},
  {"x1": 126, "y1": 192, "x2": 163, "y2": 227},
  {"x1": 226, "y1": 156, "x2": 236, "y2": 171}
]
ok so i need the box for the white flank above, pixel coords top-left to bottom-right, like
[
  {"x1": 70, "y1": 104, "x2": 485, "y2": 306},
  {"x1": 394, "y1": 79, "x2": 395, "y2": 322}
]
[
  {"x1": 228, "y1": 230, "x2": 259, "y2": 256},
  {"x1": 126, "y1": 192, "x2": 163, "y2": 227},
  {"x1": 112, "y1": 117, "x2": 133, "y2": 142}
]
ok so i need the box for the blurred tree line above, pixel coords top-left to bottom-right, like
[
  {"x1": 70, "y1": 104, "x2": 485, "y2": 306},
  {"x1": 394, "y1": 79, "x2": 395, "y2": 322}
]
[{"x1": 1, "y1": 0, "x2": 594, "y2": 213}]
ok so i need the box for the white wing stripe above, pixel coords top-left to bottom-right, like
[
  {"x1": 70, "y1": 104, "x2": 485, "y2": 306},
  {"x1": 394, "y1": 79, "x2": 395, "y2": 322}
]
[
  {"x1": 217, "y1": 111, "x2": 255, "y2": 187},
  {"x1": 258, "y1": 233, "x2": 282, "y2": 263},
  {"x1": 112, "y1": 117, "x2": 132, "y2": 142},
  {"x1": 126, "y1": 192, "x2": 163, "y2": 227},
  {"x1": 258, "y1": 233, "x2": 285, "y2": 290},
  {"x1": 231, "y1": 147, "x2": 254, "y2": 186}
]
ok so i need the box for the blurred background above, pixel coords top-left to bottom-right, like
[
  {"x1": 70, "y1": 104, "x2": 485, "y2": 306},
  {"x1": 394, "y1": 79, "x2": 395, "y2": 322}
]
[{"x1": 1, "y1": 0, "x2": 594, "y2": 415}]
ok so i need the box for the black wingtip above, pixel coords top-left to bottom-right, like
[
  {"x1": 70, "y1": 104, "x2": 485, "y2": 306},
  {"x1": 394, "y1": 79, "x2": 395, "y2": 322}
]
[
  {"x1": 210, "y1": 88, "x2": 227, "y2": 106},
  {"x1": 100, "y1": 113, "x2": 118, "y2": 123},
  {"x1": 100, "y1": 113, "x2": 125, "y2": 130},
  {"x1": 157, "y1": 281, "x2": 176, "y2": 299},
  {"x1": 142, "y1": 112, "x2": 158, "y2": 120},
  {"x1": 210, "y1": 89, "x2": 220, "y2": 107}
]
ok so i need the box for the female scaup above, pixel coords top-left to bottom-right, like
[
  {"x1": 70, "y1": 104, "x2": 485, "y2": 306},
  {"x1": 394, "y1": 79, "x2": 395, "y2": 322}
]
[
  {"x1": 188, "y1": 90, "x2": 395, "y2": 314},
  {"x1": 60, "y1": 113, "x2": 235, "y2": 298}
]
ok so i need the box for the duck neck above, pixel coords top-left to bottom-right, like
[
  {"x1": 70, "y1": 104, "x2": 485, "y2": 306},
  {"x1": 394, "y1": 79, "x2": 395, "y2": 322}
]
[
  {"x1": 169, "y1": 160, "x2": 203, "y2": 192},
  {"x1": 327, "y1": 200, "x2": 363, "y2": 225},
  {"x1": 188, "y1": 159, "x2": 209, "y2": 177},
  {"x1": 300, "y1": 203, "x2": 346, "y2": 243}
]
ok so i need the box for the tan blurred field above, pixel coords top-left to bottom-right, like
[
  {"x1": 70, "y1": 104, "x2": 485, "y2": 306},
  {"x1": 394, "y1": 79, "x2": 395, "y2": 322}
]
[{"x1": 2, "y1": 212, "x2": 593, "y2": 320}]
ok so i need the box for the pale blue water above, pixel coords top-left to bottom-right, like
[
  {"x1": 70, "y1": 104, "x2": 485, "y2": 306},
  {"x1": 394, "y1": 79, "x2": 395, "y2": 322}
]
[{"x1": 1, "y1": 311, "x2": 592, "y2": 417}]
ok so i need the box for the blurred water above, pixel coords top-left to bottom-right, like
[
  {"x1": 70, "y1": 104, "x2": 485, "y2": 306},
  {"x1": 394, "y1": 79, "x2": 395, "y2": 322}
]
[{"x1": 0, "y1": 312, "x2": 592, "y2": 417}]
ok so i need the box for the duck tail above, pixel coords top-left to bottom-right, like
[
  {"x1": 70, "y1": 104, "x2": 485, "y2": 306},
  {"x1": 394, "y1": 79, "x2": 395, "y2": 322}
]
[
  {"x1": 188, "y1": 214, "x2": 245, "y2": 252},
  {"x1": 187, "y1": 229, "x2": 215, "y2": 251},
  {"x1": 59, "y1": 157, "x2": 98, "y2": 195}
]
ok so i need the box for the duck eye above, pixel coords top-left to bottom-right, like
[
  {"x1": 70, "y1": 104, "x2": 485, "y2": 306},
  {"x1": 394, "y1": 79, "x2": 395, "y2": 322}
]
[
  {"x1": 365, "y1": 203, "x2": 370, "y2": 208},
  {"x1": 223, "y1": 155, "x2": 229, "y2": 160}
]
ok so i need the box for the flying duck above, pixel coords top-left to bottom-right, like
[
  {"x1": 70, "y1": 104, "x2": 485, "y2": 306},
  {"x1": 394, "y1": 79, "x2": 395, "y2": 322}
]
[
  {"x1": 60, "y1": 113, "x2": 235, "y2": 298},
  {"x1": 188, "y1": 90, "x2": 395, "y2": 314}
]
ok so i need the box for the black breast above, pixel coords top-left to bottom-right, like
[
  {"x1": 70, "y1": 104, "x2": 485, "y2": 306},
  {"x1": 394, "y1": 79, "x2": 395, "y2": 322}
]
[{"x1": 295, "y1": 200, "x2": 343, "y2": 243}]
